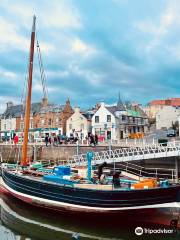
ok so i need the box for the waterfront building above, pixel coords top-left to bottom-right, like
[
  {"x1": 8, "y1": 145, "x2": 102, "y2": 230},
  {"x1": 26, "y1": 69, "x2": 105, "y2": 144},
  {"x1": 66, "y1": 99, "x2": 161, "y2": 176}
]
[
  {"x1": 0, "y1": 99, "x2": 73, "y2": 141},
  {"x1": 92, "y1": 97, "x2": 149, "y2": 141},
  {"x1": 156, "y1": 106, "x2": 180, "y2": 130},
  {"x1": 32, "y1": 98, "x2": 73, "y2": 138},
  {"x1": 66, "y1": 107, "x2": 92, "y2": 140},
  {"x1": 145, "y1": 98, "x2": 180, "y2": 119},
  {"x1": 0, "y1": 101, "x2": 41, "y2": 140}
]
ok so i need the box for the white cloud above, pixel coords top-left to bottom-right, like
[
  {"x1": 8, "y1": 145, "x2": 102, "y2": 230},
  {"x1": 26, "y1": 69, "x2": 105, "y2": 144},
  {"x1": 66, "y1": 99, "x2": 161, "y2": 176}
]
[
  {"x1": 69, "y1": 64, "x2": 104, "y2": 87},
  {"x1": 0, "y1": 0, "x2": 82, "y2": 29},
  {"x1": 0, "y1": 96, "x2": 19, "y2": 113},
  {"x1": 0, "y1": 16, "x2": 54, "y2": 55},
  {"x1": 0, "y1": 17, "x2": 29, "y2": 52},
  {"x1": 0, "y1": 69, "x2": 17, "y2": 80},
  {"x1": 71, "y1": 38, "x2": 96, "y2": 56},
  {"x1": 46, "y1": 70, "x2": 69, "y2": 78},
  {"x1": 134, "y1": 1, "x2": 180, "y2": 52}
]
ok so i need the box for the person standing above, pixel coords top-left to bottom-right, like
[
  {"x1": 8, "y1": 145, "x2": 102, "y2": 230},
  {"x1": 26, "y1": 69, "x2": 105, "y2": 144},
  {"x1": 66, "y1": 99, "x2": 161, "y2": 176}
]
[
  {"x1": 45, "y1": 134, "x2": 49, "y2": 147},
  {"x1": 95, "y1": 134, "x2": 98, "y2": 146},
  {"x1": 13, "y1": 133, "x2": 19, "y2": 145},
  {"x1": 54, "y1": 134, "x2": 58, "y2": 146}
]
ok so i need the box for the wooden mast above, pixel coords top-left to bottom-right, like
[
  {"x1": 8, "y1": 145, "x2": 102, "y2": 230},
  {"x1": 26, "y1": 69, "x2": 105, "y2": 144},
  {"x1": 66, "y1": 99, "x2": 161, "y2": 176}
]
[{"x1": 21, "y1": 16, "x2": 36, "y2": 166}]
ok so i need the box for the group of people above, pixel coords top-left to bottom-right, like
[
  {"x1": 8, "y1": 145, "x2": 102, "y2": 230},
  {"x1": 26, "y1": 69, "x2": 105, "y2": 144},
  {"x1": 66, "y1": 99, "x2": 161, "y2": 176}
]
[
  {"x1": 87, "y1": 133, "x2": 98, "y2": 146},
  {"x1": 45, "y1": 134, "x2": 61, "y2": 147},
  {"x1": 44, "y1": 133, "x2": 99, "y2": 147}
]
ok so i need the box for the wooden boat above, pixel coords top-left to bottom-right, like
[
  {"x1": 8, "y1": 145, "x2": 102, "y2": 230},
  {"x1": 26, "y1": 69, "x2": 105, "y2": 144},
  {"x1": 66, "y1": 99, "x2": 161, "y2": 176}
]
[
  {"x1": 0, "y1": 194, "x2": 179, "y2": 240},
  {"x1": 1, "y1": 16, "x2": 180, "y2": 214}
]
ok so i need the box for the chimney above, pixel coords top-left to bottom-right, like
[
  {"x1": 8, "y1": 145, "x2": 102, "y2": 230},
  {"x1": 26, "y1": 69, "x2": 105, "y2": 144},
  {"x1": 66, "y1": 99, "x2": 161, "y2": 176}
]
[
  {"x1": 41, "y1": 97, "x2": 48, "y2": 107},
  {"x1": 74, "y1": 107, "x2": 80, "y2": 113},
  {"x1": 6, "y1": 101, "x2": 13, "y2": 109}
]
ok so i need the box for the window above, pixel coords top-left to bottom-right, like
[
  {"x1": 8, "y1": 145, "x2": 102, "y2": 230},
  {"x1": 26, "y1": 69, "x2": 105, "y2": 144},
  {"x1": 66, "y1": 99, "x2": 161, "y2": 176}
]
[
  {"x1": 48, "y1": 119, "x2": 52, "y2": 125},
  {"x1": 4, "y1": 124, "x2": 6, "y2": 130},
  {"x1": 107, "y1": 115, "x2": 111, "y2": 122},
  {"x1": 41, "y1": 119, "x2": 45, "y2": 125},
  {"x1": 20, "y1": 122, "x2": 24, "y2": 130},
  {"x1": 56, "y1": 118, "x2": 58, "y2": 123},
  {"x1": 69, "y1": 124, "x2": 72, "y2": 130},
  {"x1": 122, "y1": 115, "x2": 126, "y2": 121},
  {"x1": 81, "y1": 124, "x2": 84, "y2": 130},
  {"x1": 95, "y1": 116, "x2": 99, "y2": 123}
]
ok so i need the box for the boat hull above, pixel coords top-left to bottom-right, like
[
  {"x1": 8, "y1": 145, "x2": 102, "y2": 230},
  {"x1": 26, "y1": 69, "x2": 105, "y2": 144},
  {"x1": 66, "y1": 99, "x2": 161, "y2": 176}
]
[{"x1": 2, "y1": 170, "x2": 180, "y2": 213}]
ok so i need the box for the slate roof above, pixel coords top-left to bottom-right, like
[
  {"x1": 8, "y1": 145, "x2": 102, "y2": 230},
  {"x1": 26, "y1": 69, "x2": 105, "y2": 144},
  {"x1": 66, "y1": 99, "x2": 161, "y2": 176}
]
[
  {"x1": 1, "y1": 102, "x2": 41, "y2": 118},
  {"x1": 39, "y1": 104, "x2": 65, "y2": 114},
  {"x1": 106, "y1": 104, "x2": 147, "y2": 118}
]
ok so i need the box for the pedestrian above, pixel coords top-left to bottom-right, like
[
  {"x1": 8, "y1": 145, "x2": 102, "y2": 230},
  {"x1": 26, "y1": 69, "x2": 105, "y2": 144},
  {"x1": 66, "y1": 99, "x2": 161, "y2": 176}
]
[
  {"x1": 48, "y1": 136, "x2": 52, "y2": 145},
  {"x1": 57, "y1": 134, "x2": 61, "y2": 145},
  {"x1": 13, "y1": 133, "x2": 19, "y2": 145},
  {"x1": 90, "y1": 134, "x2": 95, "y2": 146},
  {"x1": 45, "y1": 134, "x2": 49, "y2": 147},
  {"x1": 54, "y1": 134, "x2": 57, "y2": 146},
  {"x1": 95, "y1": 134, "x2": 98, "y2": 146}
]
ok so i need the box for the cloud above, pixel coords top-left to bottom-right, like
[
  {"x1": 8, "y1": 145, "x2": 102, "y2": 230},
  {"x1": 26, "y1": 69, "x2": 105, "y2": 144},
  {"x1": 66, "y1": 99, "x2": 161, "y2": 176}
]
[
  {"x1": 134, "y1": 1, "x2": 180, "y2": 52},
  {"x1": 1, "y1": 0, "x2": 180, "y2": 112},
  {"x1": 1, "y1": 0, "x2": 82, "y2": 29},
  {"x1": 70, "y1": 38, "x2": 96, "y2": 56}
]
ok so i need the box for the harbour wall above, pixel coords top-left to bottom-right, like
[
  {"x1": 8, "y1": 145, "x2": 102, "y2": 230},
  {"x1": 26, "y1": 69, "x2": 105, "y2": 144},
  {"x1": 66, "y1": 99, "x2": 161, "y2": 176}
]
[
  {"x1": 0, "y1": 145, "x2": 179, "y2": 172},
  {"x1": 0, "y1": 145, "x2": 124, "y2": 163}
]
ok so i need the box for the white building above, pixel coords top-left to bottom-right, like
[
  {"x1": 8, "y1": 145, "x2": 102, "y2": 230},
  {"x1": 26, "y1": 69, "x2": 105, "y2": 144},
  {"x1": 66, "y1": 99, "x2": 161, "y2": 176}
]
[
  {"x1": 91, "y1": 102, "x2": 118, "y2": 140},
  {"x1": 92, "y1": 98, "x2": 149, "y2": 141},
  {"x1": 66, "y1": 107, "x2": 92, "y2": 140},
  {"x1": 0, "y1": 117, "x2": 16, "y2": 138},
  {"x1": 156, "y1": 106, "x2": 180, "y2": 130}
]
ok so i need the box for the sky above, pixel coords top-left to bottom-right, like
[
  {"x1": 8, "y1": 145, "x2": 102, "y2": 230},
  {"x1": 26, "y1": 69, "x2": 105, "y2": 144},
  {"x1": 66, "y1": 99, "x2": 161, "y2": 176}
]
[{"x1": 1, "y1": 0, "x2": 180, "y2": 112}]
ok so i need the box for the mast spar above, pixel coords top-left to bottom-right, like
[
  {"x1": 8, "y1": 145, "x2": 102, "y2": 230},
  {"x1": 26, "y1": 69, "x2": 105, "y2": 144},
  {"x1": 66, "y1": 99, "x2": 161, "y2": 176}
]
[{"x1": 21, "y1": 15, "x2": 36, "y2": 166}]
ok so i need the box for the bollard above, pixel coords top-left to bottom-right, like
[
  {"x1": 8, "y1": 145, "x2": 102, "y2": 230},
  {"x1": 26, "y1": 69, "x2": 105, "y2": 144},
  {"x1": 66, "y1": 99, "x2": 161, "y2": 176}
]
[{"x1": 86, "y1": 151, "x2": 94, "y2": 181}]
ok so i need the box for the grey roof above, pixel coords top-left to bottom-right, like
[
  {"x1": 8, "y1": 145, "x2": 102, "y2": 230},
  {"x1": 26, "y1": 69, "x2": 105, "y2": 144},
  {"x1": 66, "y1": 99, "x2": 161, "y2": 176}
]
[
  {"x1": 106, "y1": 106, "x2": 118, "y2": 115},
  {"x1": 39, "y1": 104, "x2": 65, "y2": 114},
  {"x1": 2, "y1": 102, "x2": 41, "y2": 118},
  {"x1": 82, "y1": 112, "x2": 94, "y2": 120}
]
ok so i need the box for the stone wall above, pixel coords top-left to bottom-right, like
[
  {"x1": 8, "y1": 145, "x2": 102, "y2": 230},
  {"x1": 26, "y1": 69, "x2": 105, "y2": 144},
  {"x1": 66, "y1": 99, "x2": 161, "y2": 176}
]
[{"x1": 0, "y1": 144, "x2": 122, "y2": 163}]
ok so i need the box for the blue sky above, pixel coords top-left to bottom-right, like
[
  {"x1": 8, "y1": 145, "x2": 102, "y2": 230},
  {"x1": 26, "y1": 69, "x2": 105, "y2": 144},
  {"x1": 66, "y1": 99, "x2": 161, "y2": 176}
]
[{"x1": 0, "y1": 0, "x2": 180, "y2": 112}]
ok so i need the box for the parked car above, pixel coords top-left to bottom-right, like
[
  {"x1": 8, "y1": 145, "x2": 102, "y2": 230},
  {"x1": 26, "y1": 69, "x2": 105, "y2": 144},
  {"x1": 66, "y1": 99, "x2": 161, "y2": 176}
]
[{"x1": 166, "y1": 129, "x2": 176, "y2": 137}]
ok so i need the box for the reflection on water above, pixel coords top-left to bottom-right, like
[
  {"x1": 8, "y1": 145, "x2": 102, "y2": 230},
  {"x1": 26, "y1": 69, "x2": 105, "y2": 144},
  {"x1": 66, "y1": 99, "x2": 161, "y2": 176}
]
[{"x1": 0, "y1": 193, "x2": 179, "y2": 240}]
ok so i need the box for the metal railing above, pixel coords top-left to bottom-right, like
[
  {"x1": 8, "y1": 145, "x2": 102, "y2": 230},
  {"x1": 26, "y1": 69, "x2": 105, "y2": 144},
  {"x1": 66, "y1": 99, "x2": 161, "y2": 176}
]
[
  {"x1": 69, "y1": 141, "x2": 180, "y2": 166},
  {"x1": 115, "y1": 161, "x2": 177, "y2": 182}
]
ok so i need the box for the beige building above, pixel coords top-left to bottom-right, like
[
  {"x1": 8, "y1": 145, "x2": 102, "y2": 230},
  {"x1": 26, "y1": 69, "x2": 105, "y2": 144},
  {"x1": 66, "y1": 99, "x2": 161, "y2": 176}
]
[
  {"x1": 156, "y1": 106, "x2": 180, "y2": 130},
  {"x1": 145, "y1": 98, "x2": 180, "y2": 119},
  {"x1": 66, "y1": 107, "x2": 92, "y2": 140}
]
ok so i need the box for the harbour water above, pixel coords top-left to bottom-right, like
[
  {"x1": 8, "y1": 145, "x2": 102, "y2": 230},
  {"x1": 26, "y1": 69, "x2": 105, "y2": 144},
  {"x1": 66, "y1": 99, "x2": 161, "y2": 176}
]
[{"x1": 0, "y1": 192, "x2": 179, "y2": 240}]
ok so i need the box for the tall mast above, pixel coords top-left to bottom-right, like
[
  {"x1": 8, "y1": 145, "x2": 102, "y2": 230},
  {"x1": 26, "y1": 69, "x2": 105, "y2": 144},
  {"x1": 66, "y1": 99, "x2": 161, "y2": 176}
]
[{"x1": 21, "y1": 16, "x2": 36, "y2": 166}]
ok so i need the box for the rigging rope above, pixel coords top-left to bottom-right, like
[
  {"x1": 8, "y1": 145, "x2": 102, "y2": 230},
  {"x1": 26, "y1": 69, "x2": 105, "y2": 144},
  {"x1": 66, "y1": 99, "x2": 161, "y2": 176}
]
[{"x1": 36, "y1": 40, "x2": 48, "y2": 100}]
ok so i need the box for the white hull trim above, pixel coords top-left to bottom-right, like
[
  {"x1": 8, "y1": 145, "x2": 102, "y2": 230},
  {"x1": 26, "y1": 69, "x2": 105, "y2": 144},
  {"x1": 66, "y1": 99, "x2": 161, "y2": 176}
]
[{"x1": 2, "y1": 179, "x2": 180, "y2": 212}]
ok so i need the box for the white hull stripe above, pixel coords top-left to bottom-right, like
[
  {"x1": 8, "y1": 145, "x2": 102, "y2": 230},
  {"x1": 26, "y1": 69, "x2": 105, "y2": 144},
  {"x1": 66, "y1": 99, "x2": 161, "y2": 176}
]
[
  {"x1": 2, "y1": 179, "x2": 180, "y2": 211},
  {"x1": 0, "y1": 198, "x2": 118, "y2": 240}
]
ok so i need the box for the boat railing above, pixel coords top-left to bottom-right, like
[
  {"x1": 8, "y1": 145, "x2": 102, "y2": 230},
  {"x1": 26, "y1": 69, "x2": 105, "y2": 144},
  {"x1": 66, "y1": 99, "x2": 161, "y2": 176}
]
[{"x1": 116, "y1": 161, "x2": 177, "y2": 182}]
